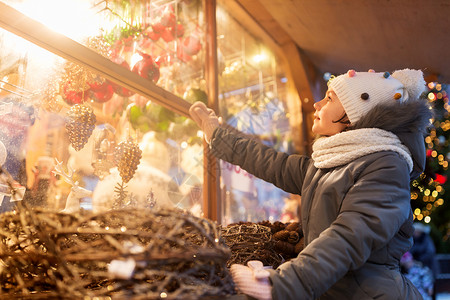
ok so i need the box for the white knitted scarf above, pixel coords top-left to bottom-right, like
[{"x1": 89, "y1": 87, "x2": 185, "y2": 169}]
[{"x1": 311, "y1": 128, "x2": 413, "y2": 172}]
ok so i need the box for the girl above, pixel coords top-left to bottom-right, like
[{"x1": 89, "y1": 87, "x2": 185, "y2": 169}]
[{"x1": 189, "y1": 69, "x2": 431, "y2": 299}]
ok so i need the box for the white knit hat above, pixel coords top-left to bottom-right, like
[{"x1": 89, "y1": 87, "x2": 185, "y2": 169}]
[{"x1": 329, "y1": 69, "x2": 426, "y2": 124}]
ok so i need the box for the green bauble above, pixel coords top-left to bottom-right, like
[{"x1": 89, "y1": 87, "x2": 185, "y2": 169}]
[{"x1": 183, "y1": 87, "x2": 208, "y2": 104}]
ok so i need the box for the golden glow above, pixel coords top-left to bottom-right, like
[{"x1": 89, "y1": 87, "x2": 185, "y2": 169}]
[
  {"x1": 424, "y1": 216, "x2": 431, "y2": 223},
  {"x1": 441, "y1": 120, "x2": 450, "y2": 131},
  {"x1": 12, "y1": 0, "x2": 105, "y2": 41},
  {"x1": 253, "y1": 53, "x2": 268, "y2": 64},
  {"x1": 432, "y1": 190, "x2": 438, "y2": 198},
  {"x1": 428, "y1": 92, "x2": 436, "y2": 101},
  {"x1": 414, "y1": 208, "x2": 421, "y2": 215}
]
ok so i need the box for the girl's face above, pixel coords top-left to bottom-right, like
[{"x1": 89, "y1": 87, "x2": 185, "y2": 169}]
[{"x1": 312, "y1": 89, "x2": 348, "y2": 136}]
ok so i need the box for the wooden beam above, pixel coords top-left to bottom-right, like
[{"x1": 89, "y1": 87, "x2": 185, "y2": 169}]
[
  {"x1": 281, "y1": 43, "x2": 316, "y2": 113},
  {"x1": 281, "y1": 42, "x2": 317, "y2": 155},
  {"x1": 0, "y1": 2, "x2": 191, "y2": 117},
  {"x1": 234, "y1": 0, "x2": 292, "y2": 46}
]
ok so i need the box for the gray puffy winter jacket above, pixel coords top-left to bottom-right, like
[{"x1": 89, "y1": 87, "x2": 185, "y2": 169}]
[{"x1": 210, "y1": 100, "x2": 431, "y2": 299}]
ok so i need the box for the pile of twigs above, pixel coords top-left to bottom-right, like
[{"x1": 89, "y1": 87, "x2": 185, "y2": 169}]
[
  {"x1": 221, "y1": 223, "x2": 282, "y2": 269},
  {"x1": 221, "y1": 221, "x2": 304, "y2": 269},
  {"x1": 0, "y1": 204, "x2": 235, "y2": 299}
]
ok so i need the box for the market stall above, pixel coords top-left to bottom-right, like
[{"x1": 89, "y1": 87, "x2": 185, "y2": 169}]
[{"x1": 0, "y1": 0, "x2": 308, "y2": 298}]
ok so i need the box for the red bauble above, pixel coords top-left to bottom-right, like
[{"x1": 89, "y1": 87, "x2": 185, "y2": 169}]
[
  {"x1": 62, "y1": 83, "x2": 89, "y2": 105},
  {"x1": 182, "y1": 36, "x2": 202, "y2": 56},
  {"x1": 160, "y1": 28, "x2": 175, "y2": 42},
  {"x1": 88, "y1": 80, "x2": 106, "y2": 92},
  {"x1": 132, "y1": 54, "x2": 160, "y2": 83},
  {"x1": 146, "y1": 30, "x2": 160, "y2": 41},
  {"x1": 110, "y1": 57, "x2": 136, "y2": 97},
  {"x1": 171, "y1": 23, "x2": 185, "y2": 38},
  {"x1": 89, "y1": 81, "x2": 114, "y2": 103},
  {"x1": 152, "y1": 22, "x2": 165, "y2": 34}
]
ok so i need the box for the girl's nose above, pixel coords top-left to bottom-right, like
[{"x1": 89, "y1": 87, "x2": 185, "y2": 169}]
[{"x1": 314, "y1": 99, "x2": 324, "y2": 110}]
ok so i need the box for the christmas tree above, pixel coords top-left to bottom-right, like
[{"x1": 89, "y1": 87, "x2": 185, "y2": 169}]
[{"x1": 410, "y1": 81, "x2": 450, "y2": 253}]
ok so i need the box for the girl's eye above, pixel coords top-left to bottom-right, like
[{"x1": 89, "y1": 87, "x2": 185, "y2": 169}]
[{"x1": 327, "y1": 97, "x2": 332, "y2": 102}]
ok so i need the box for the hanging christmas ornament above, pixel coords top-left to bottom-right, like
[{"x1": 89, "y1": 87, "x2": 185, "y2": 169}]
[
  {"x1": 113, "y1": 181, "x2": 128, "y2": 209},
  {"x1": 60, "y1": 36, "x2": 111, "y2": 106},
  {"x1": 86, "y1": 35, "x2": 111, "y2": 58},
  {"x1": 145, "y1": 29, "x2": 160, "y2": 41},
  {"x1": 146, "y1": 189, "x2": 156, "y2": 209},
  {"x1": 182, "y1": 35, "x2": 202, "y2": 56},
  {"x1": 66, "y1": 104, "x2": 96, "y2": 151},
  {"x1": 114, "y1": 139, "x2": 142, "y2": 183},
  {"x1": 132, "y1": 52, "x2": 160, "y2": 83},
  {"x1": 171, "y1": 23, "x2": 185, "y2": 38},
  {"x1": 151, "y1": 22, "x2": 165, "y2": 35},
  {"x1": 91, "y1": 124, "x2": 116, "y2": 180},
  {"x1": 62, "y1": 82, "x2": 89, "y2": 105},
  {"x1": 183, "y1": 87, "x2": 208, "y2": 104},
  {"x1": 160, "y1": 5, "x2": 176, "y2": 27},
  {"x1": 41, "y1": 78, "x2": 63, "y2": 112},
  {"x1": 160, "y1": 28, "x2": 175, "y2": 43},
  {"x1": 88, "y1": 80, "x2": 114, "y2": 103}
]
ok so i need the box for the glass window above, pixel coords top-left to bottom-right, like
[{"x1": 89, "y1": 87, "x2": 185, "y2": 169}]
[
  {"x1": 216, "y1": 1, "x2": 298, "y2": 225},
  {"x1": 0, "y1": 0, "x2": 205, "y2": 216}
]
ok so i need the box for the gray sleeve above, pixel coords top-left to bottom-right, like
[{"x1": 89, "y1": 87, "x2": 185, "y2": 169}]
[{"x1": 210, "y1": 126, "x2": 311, "y2": 195}]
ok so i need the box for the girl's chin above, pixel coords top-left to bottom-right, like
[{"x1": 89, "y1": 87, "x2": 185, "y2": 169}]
[{"x1": 311, "y1": 125, "x2": 320, "y2": 134}]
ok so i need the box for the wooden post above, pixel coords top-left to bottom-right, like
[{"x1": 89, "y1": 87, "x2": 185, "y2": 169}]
[{"x1": 204, "y1": 0, "x2": 221, "y2": 222}]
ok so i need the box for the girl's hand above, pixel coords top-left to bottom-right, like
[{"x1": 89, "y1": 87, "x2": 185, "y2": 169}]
[
  {"x1": 189, "y1": 101, "x2": 220, "y2": 143},
  {"x1": 230, "y1": 261, "x2": 272, "y2": 300}
]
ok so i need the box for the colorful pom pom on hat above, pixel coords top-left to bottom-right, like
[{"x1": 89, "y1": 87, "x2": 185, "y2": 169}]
[{"x1": 328, "y1": 68, "x2": 426, "y2": 124}]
